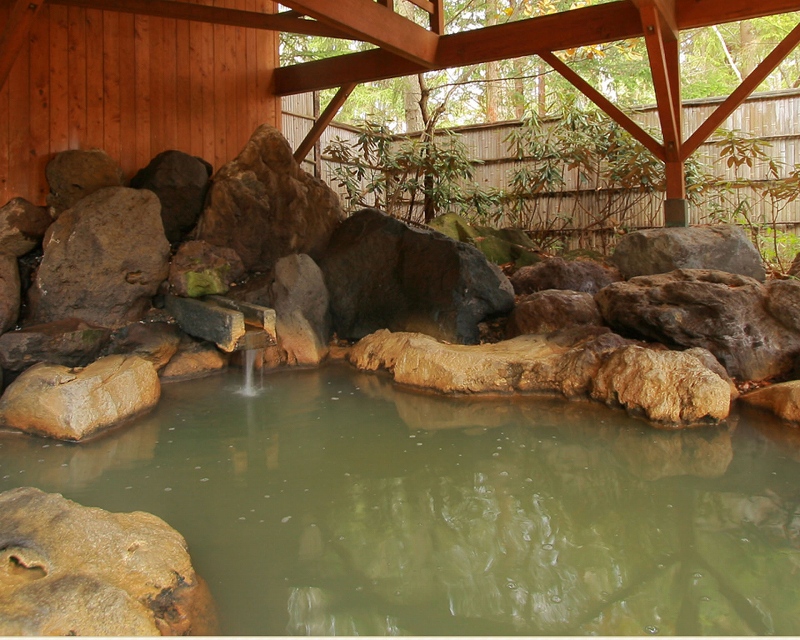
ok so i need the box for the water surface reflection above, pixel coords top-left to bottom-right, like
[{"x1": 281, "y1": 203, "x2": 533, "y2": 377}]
[{"x1": 0, "y1": 364, "x2": 798, "y2": 635}]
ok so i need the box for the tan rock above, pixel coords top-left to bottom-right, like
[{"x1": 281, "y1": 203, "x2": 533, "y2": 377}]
[
  {"x1": 0, "y1": 487, "x2": 216, "y2": 635},
  {"x1": 161, "y1": 340, "x2": 228, "y2": 381},
  {"x1": 0, "y1": 354, "x2": 160, "y2": 441},
  {"x1": 740, "y1": 380, "x2": 800, "y2": 422},
  {"x1": 348, "y1": 329, "x2": 732, "y2": 426},
  {"x1": 591, "y1": 345, "x2": 731, "y2": 424}
]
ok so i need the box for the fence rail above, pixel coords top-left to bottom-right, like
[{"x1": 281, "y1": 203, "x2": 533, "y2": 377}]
[{"x1": 281, "y1": 89, "x2": 800, "y2": 253}]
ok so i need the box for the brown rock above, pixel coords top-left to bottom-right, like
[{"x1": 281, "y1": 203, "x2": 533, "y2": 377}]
[
  {"x1": 591, "y1": 345, "x2": 731, "y2": 424},
  {"x1": 509, "y1": 257, "x2": 621, "y2": 295},
  {"x1": 0, "y1": 318, "x2": 112, "y2": 373},
  {"x1": 194, "y1": 125, "x2": 344, "y2": 271},
  {"x1": 320, "y1": 209, "x2": 515, "y2": 344},
  {"x1": 740, "y1": 380, "x2": 800, "y2": 422},
  {"x1": 129, "y1": 150, "x2": 212, "y2": 244},
  {"x1": 28, "y1": 187, "x2": 170, "y2": 329},
  {"x1": 168, "y1": 240, "x2": 245, "y2": 298},
  {"x1": 507, "y1": 289, "x2": 603, "y2": 337},
  {"x1": 46, "y1": 149, "x2": 126, "y2": 218},
  {"x1": 160, "y1": 339, "x2": 228, "y2": 381},
  {"x1": 595, "y1": 269, "x2": 800, "y2": 381},
  {"x1": 271, "y1": 254, "x2": 330, "y2": 366},
  {"x1": 0, "y1": 354, "x2": 160, "y2": 441},
  {"x1": 103, "y1": 321, "x2": 183, "y2": 370},
  {"x1": 0, "y1": 487, "x2": 217, "y2": 636},
  {"x1": 0, "y1": 197, "x2": 51, "y2": 257},
  {"x1": 0, "y1": 254, "x2": 20, "y2": 334}
]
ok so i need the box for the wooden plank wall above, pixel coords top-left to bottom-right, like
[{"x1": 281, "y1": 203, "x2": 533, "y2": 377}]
[{"x1": 0, "y1": 0, "x2": 280, "y2": 206}]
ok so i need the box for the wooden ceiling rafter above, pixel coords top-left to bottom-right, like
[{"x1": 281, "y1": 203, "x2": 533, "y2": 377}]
[
  {"x1": 0, "y1": 0, "x2": 46, "y2": 91},
  {"x1": 47, "y1": 0, "x2": 353, "y2": 39},
  {"x1": 278, "y1": 0, "x2": 440, "y2": 66}
]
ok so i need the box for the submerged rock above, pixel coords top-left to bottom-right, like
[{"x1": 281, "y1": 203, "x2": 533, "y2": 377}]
[
  {"x1": 194, "y1": 124, "x2": 343, "y2": 271},
  {"x1": 595, "y1": 269, "x2": 800, "y2": 381},
  {"x1": 0, "y1": 354, "x2": 160, "y2": 441},
  {"x1": 28, "y1": 187, "x2": 171, "y2": 329},
  {"x1": 610, "y1": 224, "x2": 766, "y2": 281},
  {"x1": 320, "y1": 209, "x2": 514, "y2": 344},
  {"x1": 130, "y1": 150, "x2": 212, "y2": 244},
  {"x1": 348, "y1": 329, "x2": 732, "y2": 426},
  {"x1": 0, "y1": 486, "x2": 217, "y2": 635}
]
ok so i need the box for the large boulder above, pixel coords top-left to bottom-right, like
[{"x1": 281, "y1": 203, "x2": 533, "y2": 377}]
[
  {"x1": 194, "y1": 124, "x2": 344, "y2": 271},
  {"x1": 45, "y1": 149, "x2": 126, "y2": 218},
  {"x1": 348, "y1": 329, "x2": 732, "y2": 425},
  {"x1": 595, "y1": 269, "x2": 800, "y2": 381},
  {"x1": 0, "y1": 319, "x2": 112, "y2": 373},
  {"x1": 507, "y1": 289, "x2": 603, "y2": 337},
  {"x1": 0, "y1": 354, "x2": 160, "y2": 441},
  {"x1": 28, "y1": 187, "x2": 170, "y2": 329},
  {"x1": 0, "y1": 487, "x2": 216, "y2": 635},
  {"x1": 130, "y1": 150, "x2": 212, "y2": 243},
  {"x1": 610, "y1": 224, "x2": 766, "y2": 281},
  {"x1": 0, "y1": 197, "x2": 51, "y2": 257},
  {"x1": 271, "y1": 254, "x2": 331, "y2": 366},
  {"x1": 0, "y1": 254, "x2": 20, "y2": 334},
  {"x1": 168, "y1": 240, "x2": 245, "y2": 298},
  {"x1": 510, "y1": 257, "x2": 622, "y2": 295},
  {"x1": 591, "y1": 345, "x2": 732, "y2": 424},
  {"x1": 319, "y1": 208, "x2": 515, "y2": 344}
]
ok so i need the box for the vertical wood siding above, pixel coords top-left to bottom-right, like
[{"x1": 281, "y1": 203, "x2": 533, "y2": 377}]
[{"x1": 0, "y1": 0, "x2": 280, "y2": 206}]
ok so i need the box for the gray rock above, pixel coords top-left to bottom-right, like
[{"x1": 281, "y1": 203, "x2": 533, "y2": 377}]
[
  {"x1": 130, "y1": 150, "x2": 212, "y2": 243},
  {"x1": 0, "y1": 319, "x2": 112, "y2": 373},
  {"x1": 46, "y1": 149, "x2": 126, "y2": 218},
  {"x1": 507, "y1": 289, "x2": 603, "y2": 337},
  {"x1": 319, "y1": 209, "x2": 515, "y2": 345},
  {"x1": 0, "y1": 487, "x2": 217, "y2": 635},
  {"x1": 595, "y1": 269, "x2": 800, "y2": 380},
  {"x1": 271, "y1": 254, "x2": 331, "y2": 365},
  {"x1": 610, "y1": 224, "x2": 766, "y2": 281},
  {"x1": 510, "y1": 257, "x2": 621, "y2": 294},
  {"x1": 0, "y1": 197, "x2": 51, "y2": 257},
  {"x1": 0, "y1": 254, "x2": 20, "y2": 334},
  {"x1": 194, "y1": 124, "x2": 344, "y2": 271},
  {"x1": 28, "y1": 187, "x2": 170, "y2": 329}
]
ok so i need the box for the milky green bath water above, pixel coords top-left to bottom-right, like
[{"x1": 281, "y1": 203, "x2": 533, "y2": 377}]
[{"x1": 0, "y1": 363, "x2": 798, "y2": 635}]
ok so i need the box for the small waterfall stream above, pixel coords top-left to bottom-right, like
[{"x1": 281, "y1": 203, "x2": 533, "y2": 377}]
[{"x1": 238, "y1": 348, "x2": 261, "y2": 397}]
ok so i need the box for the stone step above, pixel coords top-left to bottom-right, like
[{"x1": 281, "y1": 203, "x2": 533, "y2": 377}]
[{"x1": 164, "y1": 295, "x2": 276, "y2": 352}]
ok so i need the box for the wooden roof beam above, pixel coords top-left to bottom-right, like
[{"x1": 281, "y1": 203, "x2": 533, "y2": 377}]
[
  {"x1": 0, "y1": 0, "x2": 45, "y2": 92},
  {"x1": 279, "y1": 0, "x2": 439, "y2": 66},
  {"x1": 47, "y1": 0, "x2": 354, "y2": 39},
  {"x1": 539, "y1": 51, "x2": 666, "y2": 161},
  {"x1": 274, "y1": 0, "x2": 800, "y2": 95},
  {"x1": 682, "y1": 20, "x2": 800, "y2": 160}
]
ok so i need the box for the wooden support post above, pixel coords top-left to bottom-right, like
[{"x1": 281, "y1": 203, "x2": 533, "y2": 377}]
[
  {"x1": 294, "y1": 82, "x2": 357, "y2": 163},
  {"x1": 429, "y1": 0, "x2": 444, "y2": 35},
  {"x1": 0, "y1": 0, "x2": 46, "y2": 92}
]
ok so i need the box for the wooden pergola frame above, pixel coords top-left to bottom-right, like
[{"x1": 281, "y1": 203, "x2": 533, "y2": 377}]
[{"x1": 2, "y1": 0, "x2": 799, "y2": 225}]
